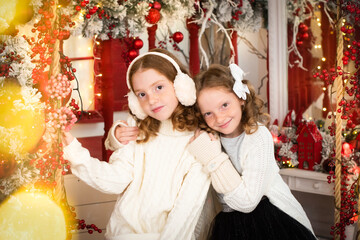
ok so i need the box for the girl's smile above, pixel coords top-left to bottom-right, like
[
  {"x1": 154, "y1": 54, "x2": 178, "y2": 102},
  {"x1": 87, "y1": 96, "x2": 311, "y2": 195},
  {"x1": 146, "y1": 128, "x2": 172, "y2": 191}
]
[{"x1": 197, "y1": 86, "x2": 244, "y2": 138}]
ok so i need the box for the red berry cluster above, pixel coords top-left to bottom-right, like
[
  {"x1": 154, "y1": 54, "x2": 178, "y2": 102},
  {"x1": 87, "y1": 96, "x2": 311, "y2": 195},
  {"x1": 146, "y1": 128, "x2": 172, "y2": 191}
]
[
  {"x1": 30, "y1": 142, "x2": 70, "y2": 186},
  {"x1": 329, "y1": 164, "x2": 358, "y2": 239},
  {"x1": 60, "y1": 55, "x2": 76, "y2": 81},
  {"x1": 25, "y1": 0, "x2": 76, "y2": 85},
  {"x1": 168, "y1": 38, "x2": 180, "y2": 52},
  {"x1": 232, "y1": 10, "x2": 243, "y2": 21},
  {"x1": 69, "y1": 98, "x2": 82, "y2": 119},
  {"x1": 0, "y1": 44, "x2": 22, "y2": 77},
  {"x1": 232, "y1": 2, "x2": 243, "y2": 21},
  {"x1": 77, "y1": 219, "x2": 102, "y2": 234},
  {"x1": 75, "y1": 0, "x2": 106, "y2": 20}
]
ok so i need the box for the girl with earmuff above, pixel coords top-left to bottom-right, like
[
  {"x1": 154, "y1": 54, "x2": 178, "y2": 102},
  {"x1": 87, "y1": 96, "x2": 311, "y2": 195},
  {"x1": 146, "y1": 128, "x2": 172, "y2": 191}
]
[{"x1": 62, "y1": 49, "x2": 214, "y2": 240}]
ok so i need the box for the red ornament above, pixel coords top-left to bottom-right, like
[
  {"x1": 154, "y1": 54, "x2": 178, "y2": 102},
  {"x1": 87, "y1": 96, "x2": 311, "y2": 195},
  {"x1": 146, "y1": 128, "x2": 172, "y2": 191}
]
[
  {"x1": 133, "y1": 39, "x2": 143, "y2": 50},
  {"x1": 299, "y1": 23, "x2": 308, "y2": 32},
  {"x1": 301, "y1": 32, "x2": 309, "y2": 40},
  {"x1": 62, "y1": 30, "x2": 71, "y2": 40},
  {"x1": 153, "y1": 1, "x2": 162, "y2": 10},
  {"x1": 128, "y1": 49, "x2": 138, "y2": 60},
  {"x1": 146, "y1": 8, "x2": 161, "y2": 24},
  {"x1": 172, "y1": 31, "x2": 184, "y2": 43},
  {"x1": 0, "y1": 154, "x2": 17, "y2": 179}
]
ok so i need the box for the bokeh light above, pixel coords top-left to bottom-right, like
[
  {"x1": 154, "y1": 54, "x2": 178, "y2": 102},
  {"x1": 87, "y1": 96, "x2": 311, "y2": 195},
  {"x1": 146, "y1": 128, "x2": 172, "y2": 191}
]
[{"x1": 0, "y1": 190, "x2": 66, "y2": 240}]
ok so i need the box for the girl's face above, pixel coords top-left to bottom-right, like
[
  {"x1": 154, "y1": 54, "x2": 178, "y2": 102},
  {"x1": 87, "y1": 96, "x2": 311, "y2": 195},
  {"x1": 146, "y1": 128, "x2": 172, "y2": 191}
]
[
  {"x1": 197, "y1": 86, "x2": 244, "y2": 138},
  {"x1": 132, "y1": 68, "x2": 179, "y2": 121}
]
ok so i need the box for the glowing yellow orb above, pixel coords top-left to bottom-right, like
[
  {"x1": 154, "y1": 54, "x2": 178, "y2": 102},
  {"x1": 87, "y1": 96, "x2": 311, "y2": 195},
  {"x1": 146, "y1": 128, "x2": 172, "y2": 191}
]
[
  {"x1": 0, "y1": 0, "x2": 16, "y2": 33},
  {"x1": 0, "y1": 79, "x2": 45, "y2": 155},
  {"x1": 0, "y1": 191, "x2": 66, "y2": 240}
]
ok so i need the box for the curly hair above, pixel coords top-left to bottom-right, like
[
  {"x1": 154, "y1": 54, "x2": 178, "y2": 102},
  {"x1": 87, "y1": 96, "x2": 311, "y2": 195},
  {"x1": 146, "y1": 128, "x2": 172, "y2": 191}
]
[
  {"x1": 194, "y1": 64, "x2": 270, "y2": 135},
  {"x1": 127, "y1": 48, "x2": 199, "y2": 143}
]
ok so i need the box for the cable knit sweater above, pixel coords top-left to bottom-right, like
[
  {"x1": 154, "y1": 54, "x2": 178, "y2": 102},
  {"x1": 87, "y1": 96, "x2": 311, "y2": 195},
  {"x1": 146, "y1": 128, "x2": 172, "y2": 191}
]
[
  {"x1": 188, "y1": 125, "x2": 315, "y2": 235},
  {"x1": 224, "y1": 125, "x2": 314, "y2": 234},
  {"x1": 63, "y1": 120, "x2": 211, "y2": 240}
]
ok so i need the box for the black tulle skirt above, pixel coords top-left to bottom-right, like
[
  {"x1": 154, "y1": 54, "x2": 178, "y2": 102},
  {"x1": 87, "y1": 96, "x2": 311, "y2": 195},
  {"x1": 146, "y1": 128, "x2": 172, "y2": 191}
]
[{"x1": 208, "y1": 197, "x2": 316, "y2": 240}]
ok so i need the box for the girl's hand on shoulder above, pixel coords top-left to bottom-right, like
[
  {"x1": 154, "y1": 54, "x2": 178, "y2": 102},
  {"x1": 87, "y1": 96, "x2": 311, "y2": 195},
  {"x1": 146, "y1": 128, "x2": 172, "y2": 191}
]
[
  {"x1": 189, "y1": 129, "x2": 217, "y2": 143},
  {"x1": 115, "y1": 121, "x2": 139, "y2": 145},
  {"x1": 188, "y1": 130, "x2": 221, "y2": 166}
]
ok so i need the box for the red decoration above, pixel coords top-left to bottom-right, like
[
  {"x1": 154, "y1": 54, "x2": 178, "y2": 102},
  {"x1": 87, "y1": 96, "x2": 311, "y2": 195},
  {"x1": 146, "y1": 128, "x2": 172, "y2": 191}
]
[
  {"x1": 147, "y1": 24, "x2": 158, "y2": 50},
  {"x1": 133, "y1": 38, "x2": 143, "y2": 50},
  {"x1": 172, "y1": 31, "x2": 184, "y2": 43},
  {"x1": 282, "y1": 110, "x2": 293, "y2": 127},
  {"x1": 153, "y1": 1, "x2": 161, "y2": 10},
  {"x1": 62, "y1": 30, "x2": 71, "y2": 40},
  {"x1": 296, "y1": 121, "x2": 323, "y2": 170},
  {"x1": 186, "y1": 18, "x2": 200, "y2": 76},
  {"x1": 0, "y1": 154, "x2": 17, "y2": 179},
  {"x1": 128, "y1": 49, "x2": 138, "y2": 60},
  {"x1": 146, "y1": 9, "x2": 161, "y2": 24}
]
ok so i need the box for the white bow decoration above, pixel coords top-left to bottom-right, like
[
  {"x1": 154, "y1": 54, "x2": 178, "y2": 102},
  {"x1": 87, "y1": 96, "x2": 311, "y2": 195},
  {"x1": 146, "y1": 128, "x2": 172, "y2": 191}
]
[{"x1": 229, "y1": 63, "x2": 250, "y2": 100}]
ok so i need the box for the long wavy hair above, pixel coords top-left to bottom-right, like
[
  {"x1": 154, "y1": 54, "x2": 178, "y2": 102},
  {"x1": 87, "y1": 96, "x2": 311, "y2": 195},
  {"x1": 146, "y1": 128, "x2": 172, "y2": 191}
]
[
  {"x1": 127, "y1": 48, "x2": 199, "y2": 143},
  {"x1": 194, "y1": 64, "x2": 270, "y2": 135}
]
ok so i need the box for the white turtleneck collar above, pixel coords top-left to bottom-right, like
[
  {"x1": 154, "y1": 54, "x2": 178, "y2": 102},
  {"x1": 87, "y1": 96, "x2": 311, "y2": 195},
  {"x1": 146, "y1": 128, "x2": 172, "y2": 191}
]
[{"x1": 158, "y1": 119, "x2": 192, "y2": 137}]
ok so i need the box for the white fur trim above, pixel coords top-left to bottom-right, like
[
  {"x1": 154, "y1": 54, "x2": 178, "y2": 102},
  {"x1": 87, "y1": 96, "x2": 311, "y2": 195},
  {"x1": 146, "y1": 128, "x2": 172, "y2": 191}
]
[
  {"x1": 174, "y1": 72, "x2": 196, "y2": 106},
  {"x1": 127, "y1": 91, "x2": 147, "y2": 119}
]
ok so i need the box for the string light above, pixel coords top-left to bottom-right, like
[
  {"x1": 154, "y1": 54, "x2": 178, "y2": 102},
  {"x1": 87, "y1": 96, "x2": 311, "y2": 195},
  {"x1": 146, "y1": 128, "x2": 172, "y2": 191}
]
[
  {"x1": 323, "y1": 107, "x2": 327, "y2": 111},
  {"x1": 321, "y1": 57, "x2": 326, "y2": 62}
]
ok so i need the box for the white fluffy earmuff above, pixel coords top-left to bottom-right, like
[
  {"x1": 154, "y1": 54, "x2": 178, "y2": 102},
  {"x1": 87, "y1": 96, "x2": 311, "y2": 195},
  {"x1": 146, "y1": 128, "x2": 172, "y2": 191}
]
[{"x1": 126, "y1": 52, "x2": 196, "y2": 119}]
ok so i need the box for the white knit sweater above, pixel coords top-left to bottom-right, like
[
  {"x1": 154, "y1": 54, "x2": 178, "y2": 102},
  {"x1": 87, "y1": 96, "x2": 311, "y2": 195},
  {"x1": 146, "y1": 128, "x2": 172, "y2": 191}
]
[
  {"x1": 220, "y1": 125, "x2": 315, "y2": 234},
  {"x1": 63, "y1": 120, "x2": 211, "y2": 240}
]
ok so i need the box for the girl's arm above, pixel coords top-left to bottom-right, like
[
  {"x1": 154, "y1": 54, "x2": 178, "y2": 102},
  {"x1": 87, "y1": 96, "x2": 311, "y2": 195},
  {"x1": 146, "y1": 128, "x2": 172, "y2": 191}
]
[
  {"x1": 188, "y1": 132, "x2": 242, "y2": 194},
  {"x1": 63, "y1": 136, "x2": 135, "y2": 195},
  {"x1": 159, "y1": 158, "x2": 211, "y2": 240},
  {"x1": 222, "y1": 127, "x2": 276, "y2": 212}
]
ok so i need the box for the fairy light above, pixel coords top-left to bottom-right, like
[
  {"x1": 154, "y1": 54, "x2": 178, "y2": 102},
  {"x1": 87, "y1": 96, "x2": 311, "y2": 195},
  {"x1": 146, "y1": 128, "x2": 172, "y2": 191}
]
[
  {"x1": 317, "y1": 66, "x2": 321, "y2": 70},
  {"x1": 321, "y1": 57, "x2": 326, "y2": 62},
  {"x1": 323, "y1": 107, "x2": 327, "y2": 111},
  {"x1": 322, "y1": 87, "x2": 327, "y2": 91}
]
